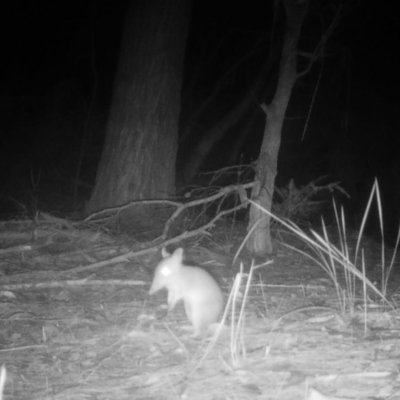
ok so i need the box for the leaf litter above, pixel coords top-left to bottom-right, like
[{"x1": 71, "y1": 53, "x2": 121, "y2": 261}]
[{"x1": 0, "y1": 216, "x2": 400, "y2": 399}]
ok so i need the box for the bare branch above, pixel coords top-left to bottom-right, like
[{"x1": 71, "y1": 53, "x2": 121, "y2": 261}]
[{"x1": 297, "y1": 5, "x2": 343, "y2": 78}]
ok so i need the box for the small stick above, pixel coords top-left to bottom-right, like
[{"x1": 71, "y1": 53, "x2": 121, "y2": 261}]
[{"x1": 0, "y1": 364, "x2": 6, "y2": 400}]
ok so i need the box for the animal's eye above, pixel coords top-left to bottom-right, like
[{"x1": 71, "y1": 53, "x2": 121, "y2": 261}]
[{"x1": 160, "y1": 266, "x2": 172, "y2": 277}]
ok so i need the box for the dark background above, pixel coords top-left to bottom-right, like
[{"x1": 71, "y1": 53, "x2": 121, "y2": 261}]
[{"x1": 1, "y1": 1, "x2": 399, "y2": 240}]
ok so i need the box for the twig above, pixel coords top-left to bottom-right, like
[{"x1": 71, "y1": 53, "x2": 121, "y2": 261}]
[{"x1": 0, "y1": 279, "x2": 147, "y2": 291}]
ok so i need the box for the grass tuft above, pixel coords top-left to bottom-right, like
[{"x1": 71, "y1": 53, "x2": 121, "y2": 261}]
[{"x1": 247, "y1": 180, "x2": 395, "y2": 318}]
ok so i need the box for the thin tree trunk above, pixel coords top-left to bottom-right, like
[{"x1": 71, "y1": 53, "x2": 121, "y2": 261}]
[
  {"x1": 85, "y1": 0, "x2": 191, "y2": 215},
  {"x1": 247, "y1": 0, "x2": 308, "y2": 255}
]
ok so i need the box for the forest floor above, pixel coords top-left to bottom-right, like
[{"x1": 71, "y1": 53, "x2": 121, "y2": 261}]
[{"x1": 0, "y1": 216, "x2": 400, "y2": 400}]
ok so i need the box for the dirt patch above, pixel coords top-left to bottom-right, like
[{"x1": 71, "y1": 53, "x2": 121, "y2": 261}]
[{"x1": 0, "y1": 219, "x2": 399, "y2": 399}]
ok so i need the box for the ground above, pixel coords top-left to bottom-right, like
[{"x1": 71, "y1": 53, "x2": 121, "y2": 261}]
[{"x1": 0, "y1": 217, "x2": 399, "y2": 400}]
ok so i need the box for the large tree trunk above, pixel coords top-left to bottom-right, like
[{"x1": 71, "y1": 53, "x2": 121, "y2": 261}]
[
  {"x1": 85, "y1": 0, "x2": 191, "y2": 215},
  {"x1": 247, "y1": 0, "x2": 308, "y2": 255}
]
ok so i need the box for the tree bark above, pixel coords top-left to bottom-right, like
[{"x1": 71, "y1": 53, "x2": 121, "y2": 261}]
[
  {"x1": 85, "y1": 0, "x2": 192, "y2": 215},
  {"x1": 247, "y1": 0, "x2": 308, "y2": 255}
]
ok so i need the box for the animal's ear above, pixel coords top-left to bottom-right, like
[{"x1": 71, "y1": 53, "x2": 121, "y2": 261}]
[
  {"x1": 172, "y1": 247, "x2": 184, "y2": 261},
  {"x1": 161, "y1": 247, "x2": 170, "y2": 258}
]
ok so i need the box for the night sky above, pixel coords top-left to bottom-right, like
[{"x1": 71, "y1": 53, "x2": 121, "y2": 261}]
[{"x1": 1, "y1": 1, "x2": 399, "y2": 238}]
